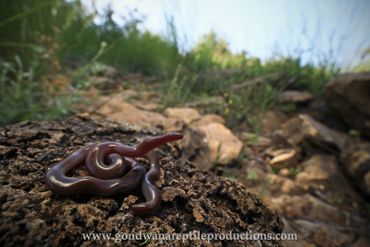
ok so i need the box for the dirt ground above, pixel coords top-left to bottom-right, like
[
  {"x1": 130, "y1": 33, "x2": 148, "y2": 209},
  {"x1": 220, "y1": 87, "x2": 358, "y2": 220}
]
[{"x1": 0, "y1": 115, "x2": 283, "y2": 247}]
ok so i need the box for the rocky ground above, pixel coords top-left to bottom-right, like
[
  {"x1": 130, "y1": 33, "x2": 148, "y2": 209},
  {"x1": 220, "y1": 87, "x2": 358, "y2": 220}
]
[
  {"x1": 76, "y1": 69, "x2": 370, "y2": 247},
  {"x1": 0, "y1": 115, "x2": 282, "y2": 247},
  {"x1": 1, "y1": 66, "x2": 370, "y2": 246}
]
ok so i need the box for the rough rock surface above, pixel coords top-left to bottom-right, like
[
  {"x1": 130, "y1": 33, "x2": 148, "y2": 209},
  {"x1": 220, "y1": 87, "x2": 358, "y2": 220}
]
[
  {"x1": 277, "y1": 114, "x2": 350, "y2": 150},
  {"x1": 92, "y1": 92, "x2": 180, "y2": 130},
  {"x1": 342, "y1": 142, "x2": 370, "y2": 197},
  {"x1": 198, "y1": 122, "x2": 243, "y2": 165},
  {"x1": 276, "y1": 114, "x2": 370, "y2": 198},
  {"x1": 164, "y1": 107, "x2": 201, "y2": 124},
  {"x1": 325, "y1": 72, "x2": 370, "y2": 137},
  {"x1": 180, "y1": 126, "x2": 212, "y2": 170},
  {"x1": 262, "y1": 110, "x2": 288, "y2": 133},
  {"x1": 90, "y1": 94, "x2": 243, "y2": 167},
  {"x1": 164, "y1": 107, "x2": 242, "y2": 165},
  {"x1": 0, "y1": 115, "x2": 283, "y2": 247}
]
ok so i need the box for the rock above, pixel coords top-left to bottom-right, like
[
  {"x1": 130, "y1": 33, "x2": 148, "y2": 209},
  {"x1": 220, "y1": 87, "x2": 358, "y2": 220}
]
[
  {"x1": 352, "y1": 236, "x2": 370, "y2": 247},
  {"x1": 92, "y1": 94, "x2": 242, "y2": 167},
  {"x1": 281, "y1": 179, "x2": 296, "y2": 194},
  {"x1": 93, "y1": 93, "x2": 180, "y2": 130},
  {"x1": 296, "y1": 155, "x2": 338, "y2": 188},
  {"x1": 180, "y1": 126, "x2": 212, "y2": 170},
  {"x1": 191, "y1": 114, "x2": 225, "y2": 127},
  {"x1": 245, "y1": 167, "x2": 266, "y2": 186},
  {"x1": 164, "y1": 107, "x2": 201, "y2": 124},
  {"x1": 279, "y1": 168, "x2": 290, "y2": 177},
  {"x1": 279, "y1": 90, "x2": 313, "y2": 103},
  {"x1": 266, "y1": 148, "x2": 299, "y2": 167},
  {"x1": 135, "y1": 102, "x2": 159, "y2": 111},
  {"x1": 269, "y1": 176, "x2": 370, "y2": 247},
  {"x1": 278, "y1": 114, "x2": 350, "y2": 151},
  {"x1": 305, "y1": 195, "x2": 348, "y2": 225},
  {"x1": 122, "y1": 73, "x2": 147, "y2": 84},
  {"x1": 198, "y1": 122, "x2": 243, "y2": 165},
  {"x1": 283, "y1": 219, "x2": 355, "y2": 247},
  {"x1": 241, "y1": 132, "x2": 272, "y2": 146},
  {"x1": 90, "y1": 76, "x2": 116, "y2": 91},
  {"x1": 95, "y1": 64, "x2": 118, "y2": 78},
  {"x1": 281, "y1": 219, "x2": 315, "y2": 247},
  {"x1": 121, "y1": 90, "x2": 160, "y2": 111},
  {"x1": 0, "y1": 115, "x2": 283, "y2": 246},
  {"x1": 365, "y1": 172, "x2": 370, "y2": 192},
  {"x1": 342, "y1": 142, "x2": 370, "y2": 197},
  {"x1": 164, "y1": 108, "x2": 225, "y2": 128},
  {"x1": 279, "y1": 114, "x2": 370, "y2": 197},
  {"x1": 271, "y1": 194, "x2": 347, "y2": 225},
  {"x1": 262, "y1": 110, "x2": 288, "y2": 134},
  {"x1": 270, "y1": 195, "x2": 309, "y2": 218},
  {"x1": 325, "y1": 72, "x2": 370, "y2": 137},
  {"x1": 267, "y1": 174, "x2": 299, "y2": 195}
]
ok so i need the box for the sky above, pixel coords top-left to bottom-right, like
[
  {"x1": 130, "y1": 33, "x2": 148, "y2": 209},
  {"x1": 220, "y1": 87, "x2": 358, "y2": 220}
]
[{"x1": 81, "y1": 0, "x2": 370, "y2": 69}]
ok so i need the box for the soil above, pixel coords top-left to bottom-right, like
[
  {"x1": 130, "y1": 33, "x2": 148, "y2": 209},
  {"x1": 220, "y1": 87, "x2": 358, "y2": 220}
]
[{"x1": 0, "y1": 115, "x2": 283, "y2": 247}]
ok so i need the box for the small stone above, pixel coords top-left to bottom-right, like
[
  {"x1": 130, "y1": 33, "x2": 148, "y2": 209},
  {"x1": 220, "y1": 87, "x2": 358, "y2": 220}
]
[
  {"x1": 279, "y1": 168, "x2": 290, "y2": 177},
  {"x1": 164, "y1": 107, "x2": 201, "y2": 124},
  {"x1": 241, "y1": 132, "x2": 272, "y2": 146},
  {"x1": 198, "y1": 122, "x2": 243, "y2": 165},
  {"x1": 267, "y1": 148, "x2": 299, "y2": 167},
  {"x1": 191, "y1": 114, "x2": 225, "y2": 127},
  {"x1": 281, "y1": 179, "x2": 296, "y2": 193},
  {"x1": 296, "y1": 155, "x2": 338, "y2": 187},
  {"x1": 279, "y1": 90, "x2": 313, "y2": 103}
]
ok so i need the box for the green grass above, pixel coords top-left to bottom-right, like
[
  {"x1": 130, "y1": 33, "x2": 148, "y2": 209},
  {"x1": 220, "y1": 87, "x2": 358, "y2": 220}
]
[
  {"x1": 0, "y1": 0, "x2": 339, "y2": 127},
  {"x1": 246, "y1": 170, "x2": 258, "y2": 183},
  {"x1": 0, "y1": 0, "x2": 182, "y2": 126},
  {"x1": 159, "y1": 32, "x2": 338, "y2": 131},
  {"x1": 161, "y1": 44, "x2": 337, "y2": 131},
  {"x1": 0, "y1": 56, "x2": 77, "y2": 126}
]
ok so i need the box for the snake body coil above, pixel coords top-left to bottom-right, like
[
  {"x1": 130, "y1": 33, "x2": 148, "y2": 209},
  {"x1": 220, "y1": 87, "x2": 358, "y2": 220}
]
[{"x1": 45, "y1": 132, "x2": 183, "y2": 215}]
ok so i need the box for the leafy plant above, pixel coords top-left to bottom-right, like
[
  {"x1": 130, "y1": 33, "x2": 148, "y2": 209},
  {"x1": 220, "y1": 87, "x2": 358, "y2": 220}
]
[{"x1": 0, "y1": 56, "x2": 76, "y2": 126}]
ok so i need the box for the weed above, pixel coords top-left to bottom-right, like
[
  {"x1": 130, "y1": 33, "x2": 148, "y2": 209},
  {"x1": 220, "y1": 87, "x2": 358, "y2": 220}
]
[
  {"x1": 288, "y1": 167, "x2": 301, "y2": 178},
  {"x1": 246, "y1": 170, "x2": 258, "y2": 182},
  {"x1": 349, "y1": 129, "x2": 360, "y2": 138},
  {"x1": 0, "y1": 1, "x2": 339, "y2": 128},
  {"x1": 330, "y1": 195, "x2": 344, "y2": 205},
  {"x1": 272, "y1": 167, "x2": 280, "y2": 175},
  {"x1": 0, "y1": 56, "x2": 76, "y2": 126},
  {"x1": 258, "y1": 178, "x2": 271, "y2": 198},
  {"x1": 161, "y1": 64, "x2": 198, "y2": 107}
]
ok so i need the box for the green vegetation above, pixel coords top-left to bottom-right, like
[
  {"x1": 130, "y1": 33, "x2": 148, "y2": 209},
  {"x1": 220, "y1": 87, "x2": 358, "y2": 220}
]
[
  {"x1": 258, "y1": 178, "x2": 271, "y2": 198},
  {"x1": 353, "y1": 48, "x2": 370, "y2": 72},
  {"x1": 246, "y1": 170, "x2": 258, "y2": 183},
  {"x1": 288, "y1": 167, "x2": 301, "y2": 178},
  {"x1": 162, "y1": 32, "x2": 337, "y2": 130},
  {"x1": 0, "y1": 55, "x2": 76, "y2": 125},
  {"x1": 0, "y1": 0, "x2": 340, "y2": 128}
]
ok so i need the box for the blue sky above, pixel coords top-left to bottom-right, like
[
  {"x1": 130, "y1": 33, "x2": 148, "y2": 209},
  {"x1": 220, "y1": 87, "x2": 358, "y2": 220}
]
[{"x1": 81, "y1": 0, "x2": 370, "y2": 69}]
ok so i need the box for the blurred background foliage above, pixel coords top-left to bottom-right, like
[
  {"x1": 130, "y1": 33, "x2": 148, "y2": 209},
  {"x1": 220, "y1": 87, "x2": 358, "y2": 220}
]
[{"x1": 0, "y1": 0, "x2": 367, "y2": 128}]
